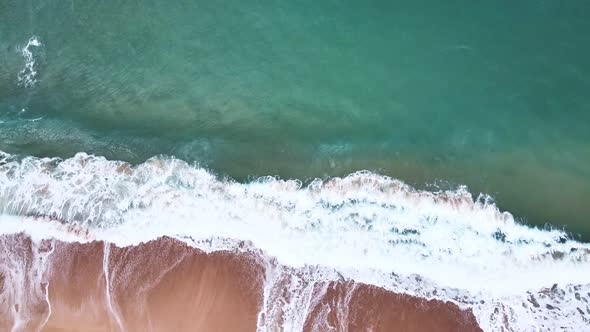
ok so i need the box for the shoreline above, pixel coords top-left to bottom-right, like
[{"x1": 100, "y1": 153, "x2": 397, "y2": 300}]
[{"x1": 1, "y1": 234, "x2": 481, "y2": 331}]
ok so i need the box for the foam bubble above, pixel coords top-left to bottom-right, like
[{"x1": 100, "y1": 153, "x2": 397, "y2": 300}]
[{"x1": 17, "y1": 37, "x2": 42, "y2": 88}]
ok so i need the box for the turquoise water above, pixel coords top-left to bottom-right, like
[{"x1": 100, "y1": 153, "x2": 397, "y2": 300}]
[{"x1": 1, "y1": 1, "x2": 589, "y2": 238}]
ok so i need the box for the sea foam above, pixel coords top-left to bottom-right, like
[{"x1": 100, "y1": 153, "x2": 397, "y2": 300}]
[
  {"x1": 0, "y1": 151, "x2": 589, "y2": 331},
  {"x1": 17, "y1": 36, "x2": 42, "y2": 88}
]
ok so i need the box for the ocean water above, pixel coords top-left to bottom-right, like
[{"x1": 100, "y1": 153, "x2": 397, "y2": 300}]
[
  {"x1": 1, "y1": 0, "x2": 589, "y2": 238},
  {"x1": 1, "y1": 1, "x2": 590, "y2": 331}
]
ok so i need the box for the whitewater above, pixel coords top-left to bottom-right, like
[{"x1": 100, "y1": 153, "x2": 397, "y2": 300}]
[{"x1": 0, "y1": 151, "x2": 589, "y2": 331}]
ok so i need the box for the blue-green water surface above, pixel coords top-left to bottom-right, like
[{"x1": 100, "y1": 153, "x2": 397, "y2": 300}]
[{"x1": 1, "y1": 1, "x2": 589, "y2": 238}]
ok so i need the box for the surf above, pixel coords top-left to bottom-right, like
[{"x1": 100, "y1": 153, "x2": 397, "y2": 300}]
[{"x1": 1, "y1": 151, "x2": 589, "y2": 331}]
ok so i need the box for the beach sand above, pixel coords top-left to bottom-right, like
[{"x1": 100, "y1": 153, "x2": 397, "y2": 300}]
[{"x1": 0, "y1": 234, "x2": 481, "y2": 331}]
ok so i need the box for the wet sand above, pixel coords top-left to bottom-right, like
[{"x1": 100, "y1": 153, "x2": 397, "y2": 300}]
[{"x1": 0, "y1": 234, "x2": 481, "y2": 331}]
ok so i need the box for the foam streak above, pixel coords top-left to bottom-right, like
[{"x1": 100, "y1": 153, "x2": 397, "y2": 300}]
[
  {"x1": 17, "y1": 37, "x2": 42, "y2": 88},
  {"x1": 103, "y1": 242, "x2": 125, "y2": 332}
]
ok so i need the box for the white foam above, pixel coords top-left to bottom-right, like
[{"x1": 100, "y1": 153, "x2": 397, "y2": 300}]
[
  {"x1": 0, "y1": 151, "x2": 589, "y2": 331},
  {"x1": 103, "y1": 242, "x2": 126, "y2": 332},
  {"x1": 17, "y1": 37, "x2": 42, "y2": 88},
  {"x1": 0, "y1": 234, "x2": 54, "y2": 332}
]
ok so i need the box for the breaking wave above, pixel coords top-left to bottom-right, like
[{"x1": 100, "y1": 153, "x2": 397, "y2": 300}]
[{"x1": 0, "y1": 151, "x2": 589, "y2": 331}]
